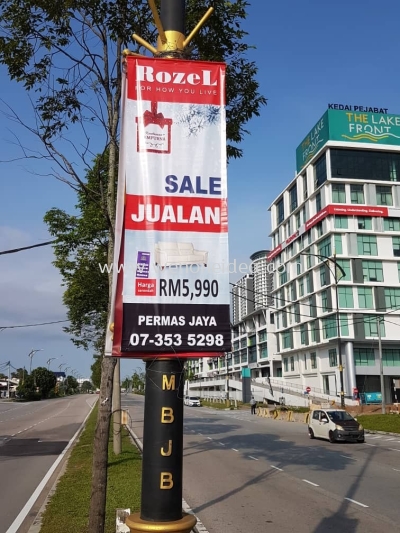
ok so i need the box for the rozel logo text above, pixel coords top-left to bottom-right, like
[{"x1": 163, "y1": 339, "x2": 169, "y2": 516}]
[{"x1": 137, "y1": 65, "x2": 218, "y2": 87}]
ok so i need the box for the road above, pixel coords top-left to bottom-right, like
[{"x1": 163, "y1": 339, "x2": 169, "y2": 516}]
[
  {"x1": 124, "y1": 394, "x2": 400, "y2": 533},
  {"x1": 0, "y1": 395, "x2": 96, "y2": 533}
]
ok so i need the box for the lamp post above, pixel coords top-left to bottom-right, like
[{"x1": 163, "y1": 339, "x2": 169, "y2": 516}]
[
  {"x1": 299, "y1": 251, "x2": 346, "y2": 409},
  {"x1": 47, "y1": 357, "x2": 58, "y2": 370},
  {"x1": 28, "y1": 349, "x2": 43, "y2": 373}
]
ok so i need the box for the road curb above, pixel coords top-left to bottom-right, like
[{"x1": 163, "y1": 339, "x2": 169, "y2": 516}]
[
  {"x1": 24, "y1": 399, "x2": 98, "y2": 533},
  {"x1": 126, "y1": 425, "x2": 210, "y2": 533},
  {"x1": 364, "y1": 429, "x2": 400, "y2": 437}
]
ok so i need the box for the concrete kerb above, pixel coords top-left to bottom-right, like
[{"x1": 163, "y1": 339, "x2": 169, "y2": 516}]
[{"x1": 126, "y1": 425, "x2": 210, "y2": 533}]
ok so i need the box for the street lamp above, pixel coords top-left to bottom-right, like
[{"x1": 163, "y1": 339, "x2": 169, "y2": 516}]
[
  {"x1": 299, "y1": 251, "x2": 346, "y2": 409},
  {"x1": 28, "y1": 349, "x2": 43, "y2": 373},
  {"x1": 47, "y1": 357, "x2": 57, "y2": 370}
]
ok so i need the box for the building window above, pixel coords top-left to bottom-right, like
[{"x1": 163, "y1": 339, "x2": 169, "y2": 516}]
[
  {"x1": 305, "y1": 273, "x2": 311, "y2": 294},
  {"x1": 316, "y1": 192, "x2": 322, "y2": 212},
  {"x1": 318, "y1": 236, "x2": 331, "y2": 257},
  {"x1": 357, "y1": 235, "x2": 378, "y2": 255},
  {"x1": 337, "y1": 259, "x2": 351, "y2": 281},
  {"x1": 384, "y1": 218, "x2": 400, "y2": 231},
  {"x1": 393, "y1": 237, "x2": 400, "y2": 257},
  {"x1": 290, "y1": 184, "x2": 298, "y2": 212},
  {"x1": 303, "y1": 354, "x2": 307, "y2": 370},
  {"x1": 306, "y1": 252, "x2": 313, "y2": 269},
  {"x1": 320, "y1": 266, "x2": 327, "y2": 286},
  {"x1": 309, "y1": 296, "x2": 316, "y2": 317},
  {"x1": 316, "y1": 221, "x2": 323, "y2": 237},
  {"x1": 279, "y1": 270, "x2": 288, "y2": 285},
  {"x1": 382, "y1": 349, "x2": 400, "y2": 366},
  {"x1": 300, "y1": 324, "x2": 307, "y2": 345},
  {"x1": 358, "y1": 287, "x2": 374, "y2": 308},
  {"x1": 376, "y1": 185, "x2": 393, "y2": 206},
  {"x1": 364, "y1": 315, "x2": 385, "y2": 337},
  {"x1": 329, "y1": 349, "x2": 337, "y2": 367},
  {"x1": 330, "y1": 148, "x2": 400, "y2": 182},
  {"x1": 303, "y1": 174, "x2": 308, "y2": 200},
  {"x1": 283, "y1": 358, "x2": 288, "y2": 372},
  {"x1": 335, "y1": 216, "x2": 348, "y2": 229},
  {"x1": 340, "y1": 314, "x2": 349, "y2": 336},
  {"x1": 290, "y1": 356, "x2": 295, "y2": 371},
  {"x1": 310, "y1": 321, "x2": 317, "y2": 341},
  {"x1": 321, "y1": 290, "x2": 329, "y2": 312},
  {"x1": 350, "y1": 184, "x2": 364, "y2": 204},
  {"x1": 281, "y1": 331, "x2": 292, "y2": 349},
  {"x1": 277, "y1": 197, "x2": 284, "y2": 225},
  {"x1": 298, "y1": 276, "x2": 304, "y2": 297},
  {"x1": 358, "y1": 217, "x2": 372, "y2": 230},
  {"x1": 322, "y1": 316, "x2": 337, "y2": 339},
  {"x1": 384, "y1": 288, "x2": 400, "y2": 309},
  {"x1": 338, "y1": 286, "x2": 354, "y2": 308},
  {"x1": 334, "y1": 234, "x2": 343, "y2": 254},
  {"x1": 259, "y1": 345, "x2": 268, "y2": 359},
  {"x1": 354, "y1": 348, "x2": 375, "y2": 366},
  {"x1": 314, "y1": 153, "x2": 327, "y2": 188},
  {"x1": 310, "y1": 352, "x2": 317, "y2": 369},
  {"x1": 362, "y1": 260, "x2": 383, "y2": 282},
  {"x1": 332, "y1": 183, "x2": 346, "y2": 203},
  {"x1": 296, "y1": 212, "x2": 301, "y2": 229}
]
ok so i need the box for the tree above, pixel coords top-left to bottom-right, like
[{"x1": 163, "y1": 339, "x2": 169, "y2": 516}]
[
  {"x1": 91, "y1": 357, "x2": 102, "y2": 389},
  {"x1": 0, "y1": 2, "x2": 266, "y2": 530},
  {"x1": 32, "y1": 367, "x2": 57, "y2": 398},
  {"x1": 131, "y1": 371, "x2": 145, "y2": 391},
  {"x1": 81, "y1": 380, "x2": 94, "y2": 393},
  {"x1": 65, "y1": 375, "x2": 79, "y2": 394},
  {"x1": 17, "y1": 374, "x2": 39, "y2": 401},
  {"x1": 11, "y1": 368, "x2": 25, "y2": 380}
]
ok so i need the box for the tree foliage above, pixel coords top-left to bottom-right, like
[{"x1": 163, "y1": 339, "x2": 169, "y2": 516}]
[
  {"x1": 91, "y1": 356, "x2": 102, "y2": 389},
  {"x1": 32, "y1": 367, "x2": 57, "y2": 398},
  {"x1": 81, "y1": 379, "x2": 94, "y2": 392},
  {"x1": 65, "y1": 375, "x2": 79, "y2": 393},
  {"x1": 11, "y1": 367, "x2": 26, "y2": 380}
]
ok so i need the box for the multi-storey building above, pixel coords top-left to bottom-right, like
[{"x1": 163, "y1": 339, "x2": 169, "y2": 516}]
[
  {"x1": 188, "y1": 250, "x2": 276, "y2": 381},
  {"x1": 231, "y1": 273, "x2": 254, "y2": 325},
  {"x1": 268, "y1": 108, "x2": 400, "y2": 403}
]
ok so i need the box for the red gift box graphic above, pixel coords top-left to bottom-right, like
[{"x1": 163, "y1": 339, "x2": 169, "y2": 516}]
[{"x1": 135, "y1": 102, "x2": 172, "y2": 154}]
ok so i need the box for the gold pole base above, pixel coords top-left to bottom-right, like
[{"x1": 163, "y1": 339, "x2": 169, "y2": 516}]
[{"x1": 126, "y1": 512, "x2": 197, "y2": 533}]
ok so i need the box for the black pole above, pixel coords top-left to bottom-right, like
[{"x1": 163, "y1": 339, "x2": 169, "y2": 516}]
[
  {"x1": 160, "y1": 0, "x2": 186, "y2": 34},
  {"x1": 140, "y1": 359, "x2": 185, "y2": 521}
]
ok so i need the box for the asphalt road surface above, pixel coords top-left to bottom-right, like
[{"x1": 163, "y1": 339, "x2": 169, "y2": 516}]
[
  {"x1": 124, "y1": 394, "x2": 400, "y2": 533},
  {"x1": 0, "y1": 395, "x2": 96, "y2": 533}
]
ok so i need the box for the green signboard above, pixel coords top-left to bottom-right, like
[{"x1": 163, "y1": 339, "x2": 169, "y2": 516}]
[{"x1": 296, "y1": 109, "x2": 400, "y2": 173}]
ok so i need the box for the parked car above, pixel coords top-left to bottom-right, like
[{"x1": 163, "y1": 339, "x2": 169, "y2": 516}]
[
  {"x1": 308, "y1": 408, "x2": 364, "y2": 443},
  {"x1": 185, "y1": 396, "x2": 201, "y2": 407}
]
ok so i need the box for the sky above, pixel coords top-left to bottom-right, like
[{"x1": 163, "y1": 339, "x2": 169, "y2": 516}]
[{"x1": 1, "y1": 0, "x2": 400, "y2": 378}]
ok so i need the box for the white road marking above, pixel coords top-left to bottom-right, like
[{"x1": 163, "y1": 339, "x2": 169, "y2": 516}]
[
  {"x1": 340, "y1": 455, "x2": 356, "y2": 460},
  {"x1": 385, "y1": 438, "x2": 396, "y2": 441},
  {"x1": 345, "y1": 498, "x2": 368, "y2": 508},
  {"x1": 303, "y1": 479, "x2": 319, "y2": 487},
  {"x1": 207, "y1": 437, "x2": 212, "y2": 440},
  {"x1": 389, "y1": 448, "x2": 400, "y2": 452},
  {"x1": 392, "y1": 468, "x2": 400, "y2": 472},
  {"x1": 364, "y1": 443, "x2": 376, "y2": 447},
  {"x1": 5, "y1": 400, "x2": 97, "y2": 533},
  {"x1": 198, "y1": 433, "x2": 203, "y2": 436},
  {"x1": 270, "y1": 465, "x2": 283, "y2": 471},
  {"x1": 370, "y1": 436, "x2": 383, "y2": 439},
  {"x1": 232, "y1": 448, "x2": 239, "y2": 452},
  {"x1": 249, "y1": 456, "x2": 258, "y2": 460},
  {"x1": 218, "y1": 442, "x2": 225, "y2": 446}
]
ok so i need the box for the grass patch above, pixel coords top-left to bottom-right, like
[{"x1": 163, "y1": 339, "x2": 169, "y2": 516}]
[
  {"x1": 40, "y1": 404, "x2": 142, "y2": 533},
  {"x1": 200, "y1": 400, "x2": 234, "y2": 409},
  {"x1": 356, "y1": 414, "x2": 400, "y2": 434}
]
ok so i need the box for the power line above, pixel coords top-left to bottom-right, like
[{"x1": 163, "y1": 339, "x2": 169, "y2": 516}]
[
  {"x1": 0, "y1": 240, "x2": 56, "y2": 256},
  {"x1": 0, "y1": 319, "x2": 69, "y2": 330}
]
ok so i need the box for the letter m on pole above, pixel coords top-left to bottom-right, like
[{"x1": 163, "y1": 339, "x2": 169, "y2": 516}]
[{"x1": 162, "y1": 374, "x2": 176, "y2": 391}]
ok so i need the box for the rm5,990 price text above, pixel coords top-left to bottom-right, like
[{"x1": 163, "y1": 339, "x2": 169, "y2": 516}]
[{"x1": 159, "y1": 279, "x2": 218, "y2": 299}]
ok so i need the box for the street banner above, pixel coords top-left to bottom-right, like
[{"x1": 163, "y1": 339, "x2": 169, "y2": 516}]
[{"x1": 106, "y1": 57, "x2": 230, "y2": 357}]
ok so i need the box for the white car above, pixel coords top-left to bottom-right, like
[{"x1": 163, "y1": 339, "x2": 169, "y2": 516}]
[
  {"x1": 308, "y1": 408, "x2": 364, "y2": 443},
  {"x1": 186, "y1": 396, "x2": 201, "y2": 407}
]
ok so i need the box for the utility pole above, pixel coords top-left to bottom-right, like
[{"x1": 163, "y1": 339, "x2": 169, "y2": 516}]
[
  {"x1": 378, "y1": 316, "x2": 386, "y2": 414},
  {"x1": 7, "y1": 361, "x2": 10, "y2": 399},
  {"x1": 225, "y1": 353, "x2": 230, "y2": 406},
  {"x1": 112, "y1": 358, "x2": 122, "y2": 455}
]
